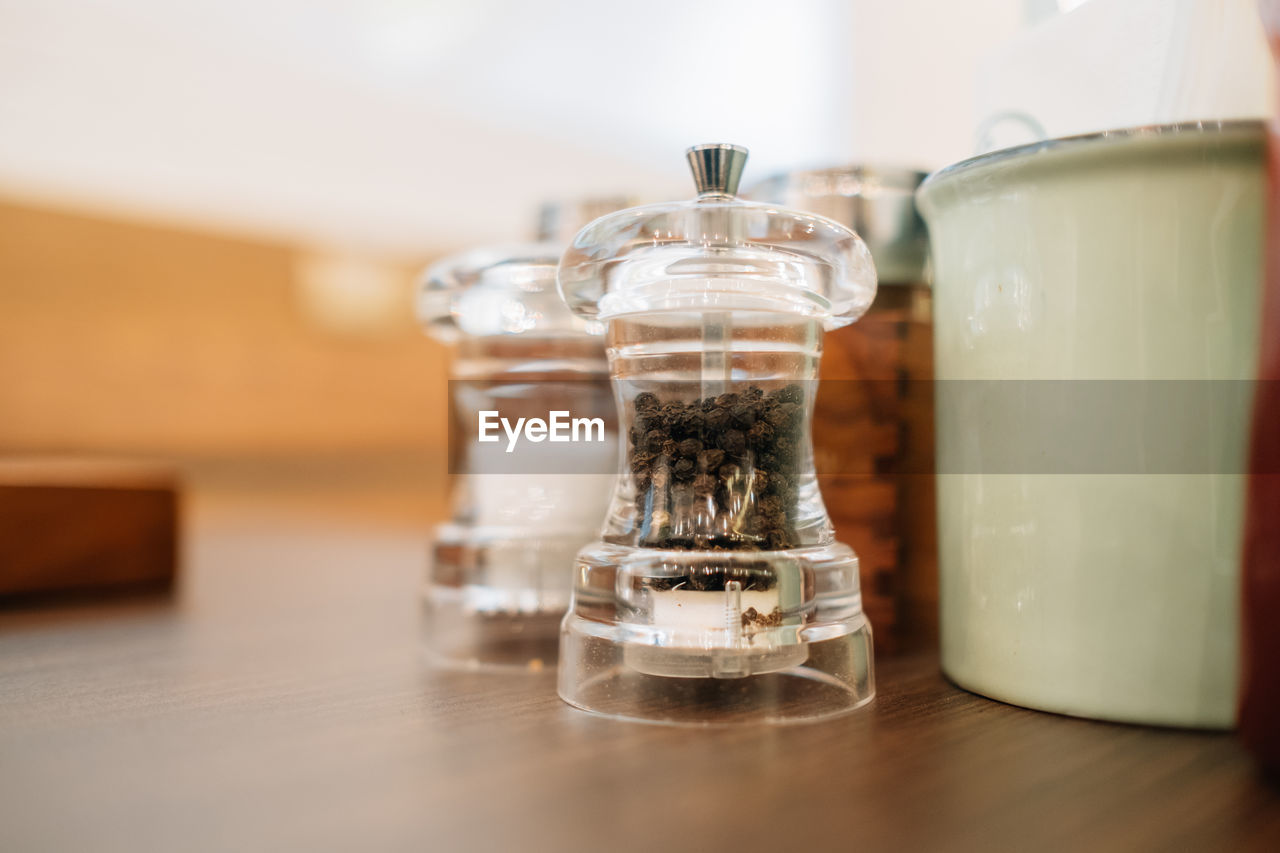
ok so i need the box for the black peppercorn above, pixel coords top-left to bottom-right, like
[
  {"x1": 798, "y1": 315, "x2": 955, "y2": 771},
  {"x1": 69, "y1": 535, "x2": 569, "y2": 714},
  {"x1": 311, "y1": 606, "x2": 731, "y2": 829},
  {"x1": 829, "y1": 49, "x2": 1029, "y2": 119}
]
[
  {"x1": 747, "y1": 421, "x2": 774, "y2": 447},
  {"x1": 699, "y1": 448, "x2": 725, "y2": 472},
  {"x1": 624, "y1": 384, "x2": 805, "y2": 551},
  {"x1": 730, "y1": 404, "x2": 756, "y2": 429},
  {"x1": 766, "y1": 530, "x2": 793, "y2": 549},
  {"x1": 759, "y1": 495, "x2": 783, "y2": 516},
  {"x1": 772, "y1": 385, "x2": 804, "y2": 405},
  {"x1": 721, "y1": 429, "x2": 746, "y2": 454},
  {"x1": 716, "y1": 392, "x2": 741, "y2": 409}
]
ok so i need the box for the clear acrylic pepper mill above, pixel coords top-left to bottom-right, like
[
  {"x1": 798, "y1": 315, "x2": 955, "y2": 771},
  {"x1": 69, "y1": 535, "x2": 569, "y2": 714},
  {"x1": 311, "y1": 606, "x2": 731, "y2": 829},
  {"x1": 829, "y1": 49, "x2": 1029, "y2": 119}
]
[
  {"x1": 555, "y1": 144, "x2": 879, "y2": 723},
  {"x1": 418, "y1": 244, "x2": 616, "y2": 670}
]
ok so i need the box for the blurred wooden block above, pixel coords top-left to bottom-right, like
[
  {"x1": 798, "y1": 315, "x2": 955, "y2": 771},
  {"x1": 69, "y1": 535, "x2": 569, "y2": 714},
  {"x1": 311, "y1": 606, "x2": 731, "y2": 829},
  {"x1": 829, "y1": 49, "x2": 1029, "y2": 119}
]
[
  {"x1": 815, "y1": 285, "x2": 938, "y2": 654},
  {"x1": 0, "y1": 459, "x2": 178, "y2": 600}
]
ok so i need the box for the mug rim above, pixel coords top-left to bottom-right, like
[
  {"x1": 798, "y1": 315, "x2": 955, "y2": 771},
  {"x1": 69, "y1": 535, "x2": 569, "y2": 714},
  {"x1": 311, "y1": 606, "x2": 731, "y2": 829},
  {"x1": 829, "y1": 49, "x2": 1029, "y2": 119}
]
[{"x1": 918, "y1": 118, "x2": 1266, "y2": 199}]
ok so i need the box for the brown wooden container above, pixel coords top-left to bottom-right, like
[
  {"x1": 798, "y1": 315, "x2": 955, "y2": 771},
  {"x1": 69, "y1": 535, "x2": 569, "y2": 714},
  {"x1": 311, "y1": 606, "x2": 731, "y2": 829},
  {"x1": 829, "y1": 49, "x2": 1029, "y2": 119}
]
[
  {"x1": 747, "y1": 166, "x2": 936, "y2": 653},
  {"x1": 815, "y1": 285, "x2": 935, "y2": 653}
]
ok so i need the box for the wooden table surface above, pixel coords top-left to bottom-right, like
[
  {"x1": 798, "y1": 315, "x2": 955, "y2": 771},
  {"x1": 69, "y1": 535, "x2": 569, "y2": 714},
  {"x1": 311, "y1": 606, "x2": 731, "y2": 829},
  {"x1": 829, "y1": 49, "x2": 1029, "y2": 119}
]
[{"x1": 3, "y1": 519, "x2": 1278, "y2": 852}]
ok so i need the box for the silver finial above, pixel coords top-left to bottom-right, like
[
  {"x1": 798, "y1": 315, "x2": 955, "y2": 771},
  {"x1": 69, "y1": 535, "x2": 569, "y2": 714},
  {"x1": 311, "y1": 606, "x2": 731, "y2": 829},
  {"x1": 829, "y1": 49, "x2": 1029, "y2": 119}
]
[{"x1": 686, "y1": 143, "x2": 749, "y2": 197}]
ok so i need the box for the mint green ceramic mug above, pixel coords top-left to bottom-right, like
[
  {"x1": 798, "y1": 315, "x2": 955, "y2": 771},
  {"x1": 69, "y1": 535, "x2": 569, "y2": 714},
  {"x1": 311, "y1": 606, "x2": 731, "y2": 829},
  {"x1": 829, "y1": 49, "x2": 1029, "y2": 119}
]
[{"x1": 916, "y1": 121, "x2": 1265, "y2": 728}]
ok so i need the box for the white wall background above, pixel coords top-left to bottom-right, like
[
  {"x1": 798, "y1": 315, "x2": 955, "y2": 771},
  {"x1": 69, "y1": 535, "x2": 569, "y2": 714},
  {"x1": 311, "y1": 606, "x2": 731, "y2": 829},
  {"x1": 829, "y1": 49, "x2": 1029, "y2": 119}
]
[{"x1": 0, "y1": 0, "x2": 1062, "y2": 255}]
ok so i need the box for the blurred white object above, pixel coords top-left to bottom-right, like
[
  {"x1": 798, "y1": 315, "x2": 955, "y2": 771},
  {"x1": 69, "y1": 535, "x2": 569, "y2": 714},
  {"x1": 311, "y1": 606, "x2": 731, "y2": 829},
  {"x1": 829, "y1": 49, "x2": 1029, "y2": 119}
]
[
  {"x1": 976, "y1": 0, "x2": 1273, "y2": 152},
  {"x1": 844, "y1": 0, "x2": 1024, "y2": 170}
]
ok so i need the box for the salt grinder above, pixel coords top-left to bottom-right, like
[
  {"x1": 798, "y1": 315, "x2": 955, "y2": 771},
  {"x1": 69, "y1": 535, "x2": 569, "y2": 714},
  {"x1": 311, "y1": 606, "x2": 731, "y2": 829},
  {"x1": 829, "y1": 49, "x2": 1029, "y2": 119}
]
[{"x1": 419, "y1": 245, "x2": 615, "y2": 670}]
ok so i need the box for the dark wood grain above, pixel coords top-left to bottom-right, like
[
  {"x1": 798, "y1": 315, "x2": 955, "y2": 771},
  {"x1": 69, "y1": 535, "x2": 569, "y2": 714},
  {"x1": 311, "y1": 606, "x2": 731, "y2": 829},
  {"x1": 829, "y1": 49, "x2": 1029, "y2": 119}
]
[{"x1": 1, "y1": 521, "x2": 1276, "y2": 853}]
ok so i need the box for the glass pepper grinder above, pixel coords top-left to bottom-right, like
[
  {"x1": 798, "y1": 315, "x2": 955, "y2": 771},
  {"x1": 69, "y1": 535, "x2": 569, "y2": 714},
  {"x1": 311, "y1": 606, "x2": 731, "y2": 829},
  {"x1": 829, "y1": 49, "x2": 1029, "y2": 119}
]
[
  {"x1": 556, "y1": 144, "x2": 879, "y2": 723},
  {"x1": 418, "y1": 244, "x2": 616, "y2": 670}
]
